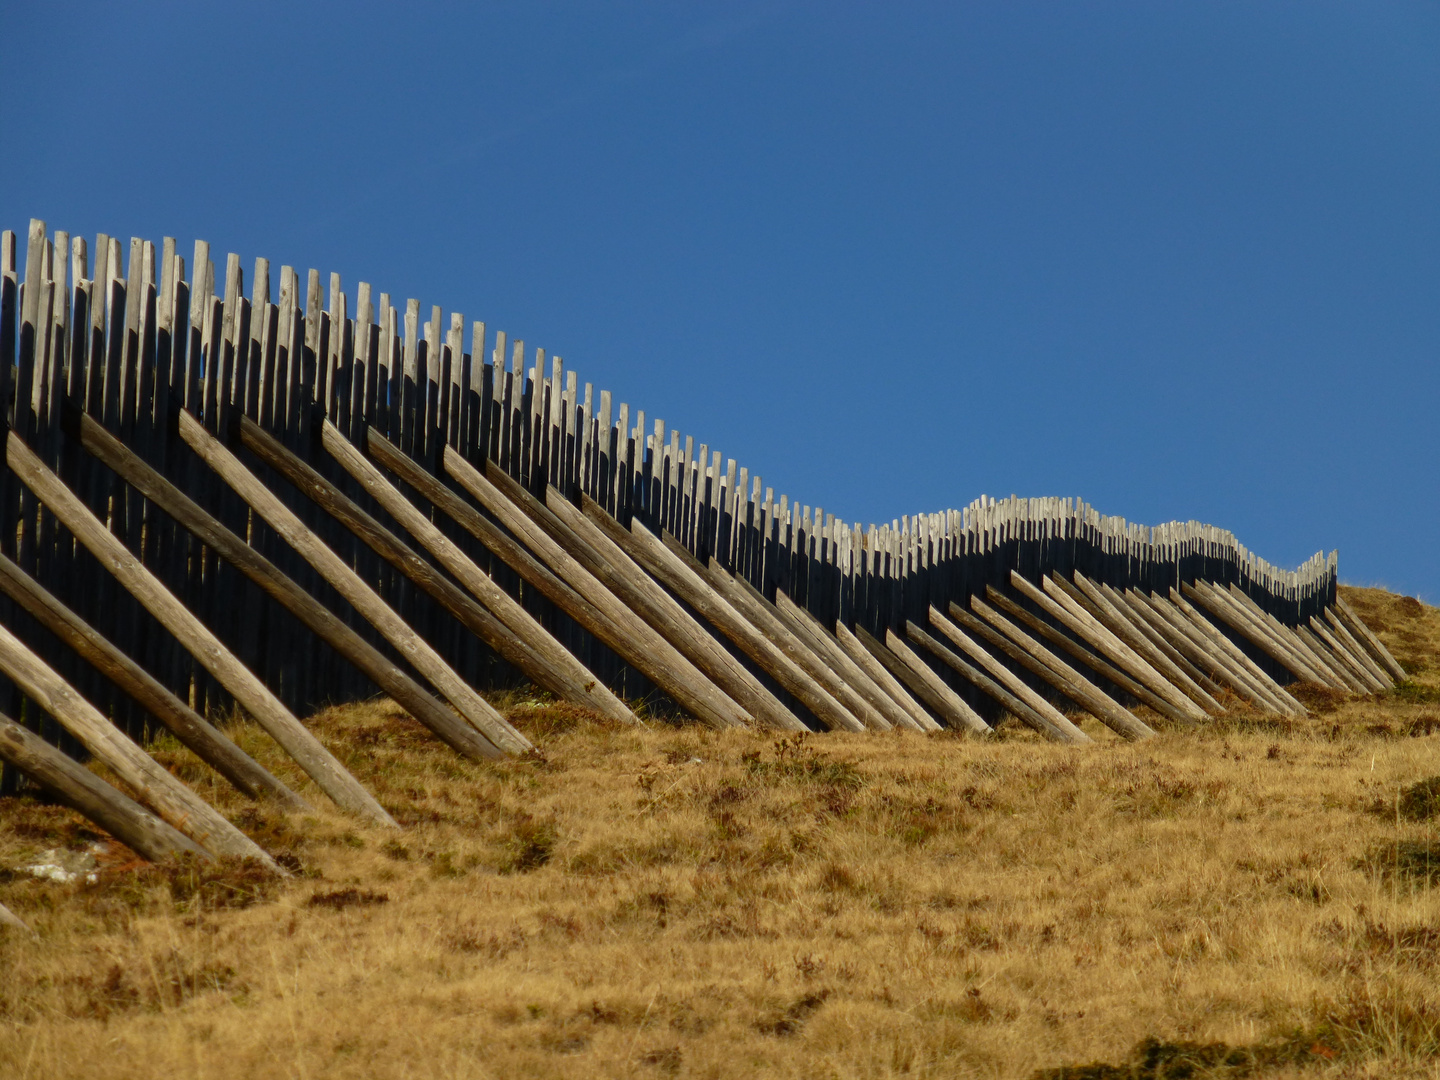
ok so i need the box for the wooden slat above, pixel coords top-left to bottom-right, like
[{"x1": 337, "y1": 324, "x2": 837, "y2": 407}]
[
  {"x1": 1168, "y1": 587, "x2": 1307, "y2": 712},
  {"x1": 1133, "y1": 590, "x2": 1294, "y2": 714},
  {"x1": 1043, "y1": 574, "x2": 1208, "y2": 721},
  {"x1": 964, "y1": 596, "x2": 1154, "y2": 740},
  {"x1": 579, "y1": 499, "x2": 841, "y2": 733},
  {"x1": 833, "y1": 621, "x2": 942, "y2": 731},
  {"x1": 443, "y1": 450, "x2": 748, "y2": 730},
  {"x1": 1007, "y1": 573, "x2": 1200, "y2": 724},
  {"x1": 70, "y1": 405, "x2": 508, "y2": 763},
  {"x1": 921, "y1": 609, "x2": 1089, "y2": 742},
  {"x1": 1225, "y1": 584, "x2": 1349, "y2": 690},
  {"x1": 1099, "y1": 581, "x2": 1231, "y2": 707},
  {"x1": 1334, "y1": 595, "x2": 1407, "y2": 682},
  {"x1": 4, "y1": 429, "x2": 393, "y2": 825},
  {"x1": 0, "y1": 709, "x2": 205, "y2": 863},
  {"x1": 312, "y1": 421, "x2": 636, "y2": 724},
  {"x1": 0, "y1": 551, "x2": 303, "y2": 806},
  {"x1": 177, "y1": 411, "x2": 529, "y2": 756},
  {"x1": 909, "y1": 617, "x2": 1078, "y2": 742},
  {"x1": 686, "y1": 557, "x2": 867, "y2": 733},
  {"x1": 1182, "y1": 581, "x2": 1326, "y2": 686},
  {"x1": 1070, "y1": 572, "x2": 1224, "y2": 714},
  {"x1": 1322, "y1": 607, "x2": 1394, "y2": 688},
  {"x1": 0, "y1": 617, "x2": 272, "y2": 864},
  {"x1": 868, "y1": 627, "x2": 990, "y2": 735}
]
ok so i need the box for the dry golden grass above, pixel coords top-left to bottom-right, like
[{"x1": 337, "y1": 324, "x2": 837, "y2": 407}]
[{"x1": 2, "y1": 585, "x2": 1439, "y2": 1079}]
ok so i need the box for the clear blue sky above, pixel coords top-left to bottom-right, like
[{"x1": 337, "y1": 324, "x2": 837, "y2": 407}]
[{"x1": 3, "y1": 3, "x2": 1437, "y2": 598}]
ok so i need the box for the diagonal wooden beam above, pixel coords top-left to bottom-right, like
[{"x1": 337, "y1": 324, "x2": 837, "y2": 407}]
[
  {"x1": 280, "y1": 418, "x2": 635, "y2": 724},
  {"x1": 5, "y1": 428, "x2": 393, "y2": 827},
  {"x1": 0, "y1": 709, "x2": 206, "y2": 864},
  {"x1": 916, "y1": 611, "x2": 1087, "y2": 742},
  {"x1": 0, "y1": 550, "x2": 302, "y2": 806},
  {"x1": 178, "y1": 411, "x2": 530, "y2": 756},
  {"x1": 986, "y1": 584, "x2": 1181, "y2": 720},
  {"x1": 965, "y1": 596, "x2": 1153, "y2": 740}
]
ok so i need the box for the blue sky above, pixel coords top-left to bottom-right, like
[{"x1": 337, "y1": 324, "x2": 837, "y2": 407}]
[{"x1": 3, "y1": 2, "x2": 1437, "y2": 597}]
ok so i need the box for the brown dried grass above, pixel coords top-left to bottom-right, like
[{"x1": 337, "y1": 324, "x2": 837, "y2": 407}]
[{"x1": 0, "y1": 585, "x2": 1437, "y2": 1078}]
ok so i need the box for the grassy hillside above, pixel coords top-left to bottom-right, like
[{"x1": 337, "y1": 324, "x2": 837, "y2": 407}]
[{"x1": 1, "y1": 586, "x2": 1439, "y2": 1079}]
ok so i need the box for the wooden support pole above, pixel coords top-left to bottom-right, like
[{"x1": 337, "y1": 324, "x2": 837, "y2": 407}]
[
  {"x1": 1011, "y1": 573, "x2": 1203, "y2": 724},
  {"x1": 70, "y1": 405, "x2": 507, "y2": 766},
  {"x1": 857, "y1": 626, "x2": 991, "y2": 735},
  {"x1": 924, "y1": 608, "x2": 1090, "y2": 742},
  {"x1": 833, "y1": 622, "x2": 941, "y2": 731},
  {"x1": 1044, "y1": 574, "x2": 1207, "y2": 720},
  {"x1": 910, "y1": 615, "x2": 1082, "y2": 742},
  {"x1": 542, "y1": 486, "x2": 805, "y2": 733},
  {"x1": 0, "y1": 619, "x2": 273, "y2": 865},
  {"x1": 6, "y1": 429, "x2": 394, "y2": 826},
  {"x1": 988, "y1": 584, "x2": 1183, "y2": 721},
  {"x1": 279, "y1": 419, "x2": 634, "y2": 724},
  {"x1": 363, "y1": 431, "x2": 641, "y2": 723},
  {"x1": 685, "y1": 555, "x2": 868, "y2": 733},
  {"x1": 0, "y1": 551, "x2": 304, "y2": 807},
  {"x1": 1182, "y1": 582, "x2": 1326, "y2": 686},
  {"x1": 1068, "y1": 572, "x2": 1224, "y2": 715},
  {"x1": 0, "y1": 899, "x2": 33, "y2": 936},
  {"x1": 1135, "y1": 590, "x2": 1294, "y2": 714},
  {"x1": 772, "y1": 590, "x2": 919, "y2": 731},
  {"x1": 1334, "y1": 596, "x2": 1407, "y2": 682},
  {"x1": 177, "y1": 410, "x2": 530, "y2": 756},
  {"x1": 1186, "y1": 584, "x2": 1330, "y2": 685},
  {"x1": 965, "y1": 596, "x2": 1154, "y2": 740},
  {"x1": 578, "y1": 498, "x2": 844, "y2": 731},
  {"x1": 1323, "y1": 608, "x2": 1394, "y2": 689},
  {"x1": 906, "y1": 620, "x2": 1059, "y2": 738},
  {"x1": 836, "y1": 622, "x2": 940, "y2": 731},
  {"x1": 442, "y1": 449, "x2": 749, "y2": 730},
  {"x1": 1308, "y1": 618, "x2": 1386, "y2": 692},
  {"x1": 1296, "y1": 624, "x2": 1369, "y2": 693},
  {"x1": 1167, "y1": 588, "x2": 1307, "y2": 712},
  {"x1": 1102, "y1": 583, "x2": 1232, "y2": 706},
  {"x1": 1225, "y1": 584, "x2": 1349, "y2": 689},
  {"x1": 0, "y1": 710, "x2": 206, "y2": 863}
]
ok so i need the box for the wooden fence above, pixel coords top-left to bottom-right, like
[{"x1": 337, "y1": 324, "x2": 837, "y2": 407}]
[{"x1": 0, "y1": 218, "x2": 1372, "y2": 817}]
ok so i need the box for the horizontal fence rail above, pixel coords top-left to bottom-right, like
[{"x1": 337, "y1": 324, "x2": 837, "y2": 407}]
[{"x1": 0, "y1": 218, "x2": 1367, "y2": 819}]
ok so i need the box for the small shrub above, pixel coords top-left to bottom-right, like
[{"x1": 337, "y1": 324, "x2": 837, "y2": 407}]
[
  {"x1": 498, "y1": 815, "x2": 557, "y2": 874},
  {"x1": 1399, "y1": 777, "x2": 1440, "y2": 822},
  {"x1": 307, "y1": 888, "x2": 389, "y2": 911}
]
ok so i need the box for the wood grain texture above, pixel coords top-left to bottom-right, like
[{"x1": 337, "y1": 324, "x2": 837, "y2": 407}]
[
  {"x1": 0, "y1": 550, "x2": 303, "y2": 806},
  {"x1": 965, "y1": 596, "x2": 1153, "y2": 740},
  {"x1": 0, "y1": 710, "x2": 207, "y2": 863},
  {"x1": 6, "y1": 429, "x2": 394, "y2": 826},
  {"x1": 178, "y1": 411, "x2": 529, "y2": 756},
  {"x1": 319, "y1": 423, "x2": 636, "y2": 723},
  {"x1": 0, "y1": 617, "x2": 271, "y2": 865}
]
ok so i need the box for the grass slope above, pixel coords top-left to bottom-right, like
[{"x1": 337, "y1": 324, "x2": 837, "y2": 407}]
[{"x1": 1, "y1": 586, "x2": 1439, "y2": 1079}]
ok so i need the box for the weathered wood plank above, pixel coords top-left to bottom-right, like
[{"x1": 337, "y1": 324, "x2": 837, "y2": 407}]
[
  {"x1": 311, "y1": 420, "x2": 635, "y2": 724},
  {"x1": 0, "y1": 617, "x2": 272, "y2": 864},
  {"x1": 965, "y1": 596, "x2": 1154, "y2": 740},
  {"x1": 908, "y1": 617, "x2": 1074, "y2": 741},
  {"x1": 542, "y1": 486, "x2": 805, "y2": 733},
  {"x1": 1334, "y1": 595, "x2": 1407, "y2": 682},
  {"x1": 5, "y1": 429, "x2": 393, "y2": 825},
  {"x1": 0, "y1": 709, "x2": 206, "y2": 864},
  {"x1": 920, "y1": 609, "x2": 1088, "y2": 742},
  {"x1": 443, "y1": 450, "x2": 748, "y2": 730},
  {"x1": 178, "y1": 410, "x2": 529, "y2": 756},
  {"x1": 833, "y1": 621, "x2": 942, "y2": 731},
  {"x1": 578, "y1": 499, "x2": 837, "y2": 733},
  {"x1": 0, "y1": 550, "x2": 303, "y2": 805}
]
